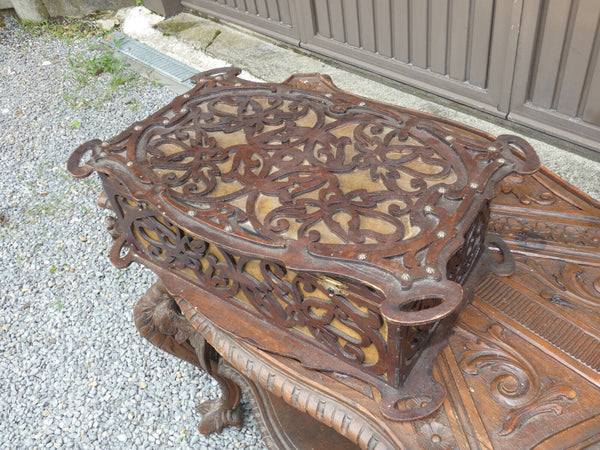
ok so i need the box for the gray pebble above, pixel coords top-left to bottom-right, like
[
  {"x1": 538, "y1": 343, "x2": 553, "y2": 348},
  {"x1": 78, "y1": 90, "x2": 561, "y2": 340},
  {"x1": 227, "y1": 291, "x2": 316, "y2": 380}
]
[{"x1": 0, "y1": 16, "x2": 266, "y2": 449}]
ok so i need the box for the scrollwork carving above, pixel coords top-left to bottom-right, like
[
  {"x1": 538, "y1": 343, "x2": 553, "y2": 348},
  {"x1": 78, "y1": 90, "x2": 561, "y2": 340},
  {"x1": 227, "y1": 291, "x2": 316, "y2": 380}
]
[
  {"x1": 489, "y1": 215, "x2": 600, "y2": 248},
  {"x1": 459, "y1": 323, "x2": 577, "y2": 436},
  {"x1": 521, "y1": 259, "x2": 600, "y2": 315},
  {"x1": 461, "y1": 324, "x2": 539, "y2": 407},
  {"x1": 68, "y1": 67, "x2": 539, "y2": 283},
  {"x1": 498, "y1": 174, "x2": 557, "y2": 206},
  {"x1": 499, "y1": 381, "x2": 577, "y2": 436}
]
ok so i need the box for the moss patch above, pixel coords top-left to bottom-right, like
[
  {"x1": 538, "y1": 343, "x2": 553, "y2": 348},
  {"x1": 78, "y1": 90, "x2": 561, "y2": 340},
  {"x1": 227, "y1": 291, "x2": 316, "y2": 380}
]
[{"x1": 155, "y1": 20, "x2": 198, "y2": 36}]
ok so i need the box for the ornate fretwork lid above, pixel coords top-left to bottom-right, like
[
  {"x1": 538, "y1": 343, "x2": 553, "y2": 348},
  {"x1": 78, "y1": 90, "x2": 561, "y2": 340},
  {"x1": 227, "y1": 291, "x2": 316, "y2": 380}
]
[{"x1": 69, "y1": 67, "x2": 539, "y2": 323}]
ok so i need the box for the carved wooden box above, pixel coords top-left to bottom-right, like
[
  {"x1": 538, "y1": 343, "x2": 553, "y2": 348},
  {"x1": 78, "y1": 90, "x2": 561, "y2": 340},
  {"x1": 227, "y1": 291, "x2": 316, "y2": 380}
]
[{"x1": 68, "y1": 68, "x2": 539, "y2": 421}]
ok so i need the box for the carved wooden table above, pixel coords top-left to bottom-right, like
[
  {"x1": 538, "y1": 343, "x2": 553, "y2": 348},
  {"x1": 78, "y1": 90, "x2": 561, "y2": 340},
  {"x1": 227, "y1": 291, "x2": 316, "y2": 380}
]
[{"x1": 68, "y1": 68, "x2": 600, "y2": 448}]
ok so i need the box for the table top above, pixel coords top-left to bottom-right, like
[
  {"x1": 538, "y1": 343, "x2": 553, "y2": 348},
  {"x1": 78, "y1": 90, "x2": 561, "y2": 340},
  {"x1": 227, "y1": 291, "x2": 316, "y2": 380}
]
[{"x1": 173, "y1": 165, "x2": 600, "y2": 449}]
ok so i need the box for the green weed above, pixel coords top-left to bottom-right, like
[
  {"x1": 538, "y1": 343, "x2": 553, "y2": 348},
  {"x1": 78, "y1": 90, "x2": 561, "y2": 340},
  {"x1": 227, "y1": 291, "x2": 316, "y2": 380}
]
[
  {"x1": 52, "y1": 298, "x2": 65, "y2": 310},
  {"x1": 112, "y1": 36, "x2": 127, "y2": 50},
  {"x1": 205, "y1": 29, "x2": 221, "y2": 50},
  {"x1": 25, "y1": 195, "x2": 70, "y2": 217},
  {"x1": 65, "y1": 48, "x2": 140, "y2": 109},
  {"x1": 68, "y1": 119, "x2": 82, "y2": 129},
  {"x1": 116, "y1": 266, "x2": 130, "y2": 279},
  {"x1": 178, "y1": 430, "x2": 189, "y2": 441},
  {"x1": 20, "y1": 18, "x2": 103, "y2": 43}
]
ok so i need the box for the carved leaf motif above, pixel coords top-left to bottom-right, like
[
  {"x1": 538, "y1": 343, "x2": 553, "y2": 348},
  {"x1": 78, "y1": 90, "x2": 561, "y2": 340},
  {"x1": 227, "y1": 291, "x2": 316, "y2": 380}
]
[
  {"x1": 522, "y1": 259, "x2": 600, "y2": 314},
  {"x1": 499, "y1": 382, "x2": 577, "y2": 436},
  {"x1": 460, "y1": 323, "x2": 577, "y2": 436},
  {"x1": 500, "y1": 174, "x2": 557, "y2": 206},
  {"x1": 489, "y1": 216, "x2": 600, "y2": 248},
  {"x1": 461, "y1": 323, "x2": 539, "y2": 407}
]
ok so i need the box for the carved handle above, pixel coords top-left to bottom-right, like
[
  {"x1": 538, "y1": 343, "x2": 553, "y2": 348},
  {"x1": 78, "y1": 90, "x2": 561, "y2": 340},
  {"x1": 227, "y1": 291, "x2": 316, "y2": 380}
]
[
  {"x1": 190, "y1": 66, "x2": 241, "y2": 82},
  {"x1": 486, "y1": 235, "x2": 515, "y2": 277},
  {"x1": 495, "y1": 135, "x2": 541, "y2": 175},
  {"x1": 67, "y1": 139, "x2": 101, "y2": 178},
  {"x1": 109, "y1": 234, "x2": 134, "y2": 268},
  {"x1": 380, "y1": 280, "x2": 463, "y2": 326}
]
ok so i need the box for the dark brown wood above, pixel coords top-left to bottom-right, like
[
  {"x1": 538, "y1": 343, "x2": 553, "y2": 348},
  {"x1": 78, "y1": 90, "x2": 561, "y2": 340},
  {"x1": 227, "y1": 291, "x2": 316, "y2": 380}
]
[
  {"x1": 68, "y1": 66, "x2": 540, "y2": 424},
  {"x1": 68, "y1": 68, "x2": 600, "y2": 448},
  {"x1": 133, "y1": 280, "x2": 243, "y2": 434}
]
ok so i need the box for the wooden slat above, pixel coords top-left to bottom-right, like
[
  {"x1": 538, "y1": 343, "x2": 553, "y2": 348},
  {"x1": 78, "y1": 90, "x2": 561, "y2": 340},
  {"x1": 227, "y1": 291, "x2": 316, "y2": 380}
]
[
  {"x1": 448, "y1": 0, "x2": 470, "y2": 81},
  {"x1": 487, "y1": 0, "x2": 519, "y2": 111},
  {"x1": 429, "y1": 0, "x2": 449, "y2": 74},
  {"x1": 357, "y1": 1, "x2": 376, "y2": 52},
  {"x1": 313, "y1": 0, "x2": 331, "y2": 37},
  {"x1": 581, "y1": 46, "x2": 600, "y2": 125},
  {"x1": 409, "y1": 0, "x2": 428, "y2": 68},
  {"x1": 265, "y1": 0, "x2": 280, "y2": 21},
  {"x1": 392, "y1": 0, "x2": 410, "y2": 62},
  {"x1": 556, "y1": 0, "x2": 600, "y2": 116},
  {"x1": 374, "y1": 0, "x2": 392, "y2": 57},
  {"x1": 246, "y1": 0, "x2": 257, "y2": 15},
  {"x1": 530, "y1": 0, "x2": 571, "y2": 108},
  {"x1": 468, "y1": 0, "x2": 493, "y2": 88},
  {"x1": 255, "y1": 0, "x2": 268, "y2": 17},
  {"x1": 328, "y1": 0, "x2": 345, "y2": 42},
  {"x1": 341, "y1": 0, "x2": 360, "y2": 47},
  {"x1": 278, "y1": 0, "x2": 292, "y2": 25}
]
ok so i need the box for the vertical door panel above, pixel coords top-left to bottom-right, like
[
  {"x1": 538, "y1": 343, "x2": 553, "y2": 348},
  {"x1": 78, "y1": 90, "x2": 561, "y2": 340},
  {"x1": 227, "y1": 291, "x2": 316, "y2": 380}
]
[
  {"x1": 410, "y1": 0, "x2": 428, "y2": 69},
  {"x1": 329, "y1": 0, "x2": 345, "y2": 42},
  {"x1": 341, "y1": 0, "x2": 360, "y2": 47},
  {"x1": 313, "y1": 0, "x2": 331, "y2": 37},
  {"x1": 448, "y1": 0, "x2": 470, "y2": 81},
  {"x1": 530, "y1": 0, "x2": 572, "y2": 109},
  {"x1": 357, "y1": 1, "x2": 376, "y2": 52},
  {"x1": 468, "y1": 0, "x2": 494, "y2": 88},
  {"x1": 555, "y1": 0, "x2": 600, "y2": 116},
  {"x1": 429, "y1": 0, "x2": 449, "y2": 75},
  {"x1": 392, "y1": 0, "x2": 410, "y2": 63},
  {"x1": 374, "y1": 0, "x2": 392, "y2": 57},
  {"x1": 255, "y1": 0, "x2": 268, "y2": 17},
  {"x1": 265, "y1": 0, "x2": 281, "y2": 22},
  {"x1": 582, "y1": 65, "x2": 600, "y2": 124}
]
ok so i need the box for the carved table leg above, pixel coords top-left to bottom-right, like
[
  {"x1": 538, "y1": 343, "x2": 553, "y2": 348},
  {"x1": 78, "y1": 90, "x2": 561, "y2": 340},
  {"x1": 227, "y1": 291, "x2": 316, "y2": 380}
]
[{"x1": 134, "y1": 280, "x2": 243, "y2": 435}]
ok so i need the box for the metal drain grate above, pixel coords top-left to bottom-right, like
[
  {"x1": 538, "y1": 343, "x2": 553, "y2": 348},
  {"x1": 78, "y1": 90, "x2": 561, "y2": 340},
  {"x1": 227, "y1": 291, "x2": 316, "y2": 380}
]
[{"x1": 106, "y1": 32, "x2": 197, "y2": 90}]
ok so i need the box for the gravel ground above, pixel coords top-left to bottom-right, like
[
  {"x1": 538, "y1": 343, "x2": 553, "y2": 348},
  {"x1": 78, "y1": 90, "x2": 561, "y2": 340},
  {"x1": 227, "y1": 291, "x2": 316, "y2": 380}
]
[{"x1": 0, "y1": 16, "x2": 265, "y2": 449}]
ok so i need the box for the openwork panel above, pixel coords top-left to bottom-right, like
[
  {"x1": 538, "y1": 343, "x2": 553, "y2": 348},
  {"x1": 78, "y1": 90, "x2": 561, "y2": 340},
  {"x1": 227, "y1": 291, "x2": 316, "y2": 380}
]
[
  {"x1": 447, "y1": 208, "x2": 489, "y2": 284},
  {"x1": 136, "y1": 89, "x2": 459, "y2": 252},
  {"x1": 110, "y1": 192, "x2": 392, "y2": 379}
]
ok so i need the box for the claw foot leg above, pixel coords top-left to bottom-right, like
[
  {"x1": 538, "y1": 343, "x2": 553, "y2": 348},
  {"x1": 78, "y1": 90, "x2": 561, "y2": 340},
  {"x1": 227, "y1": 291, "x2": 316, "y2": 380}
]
[
  {"x1": 189, "y1": 333, "x2": 243, "y2": 434},
  {"x1": 134, "y1": 280, "x2": 244, "y2": 435}
]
